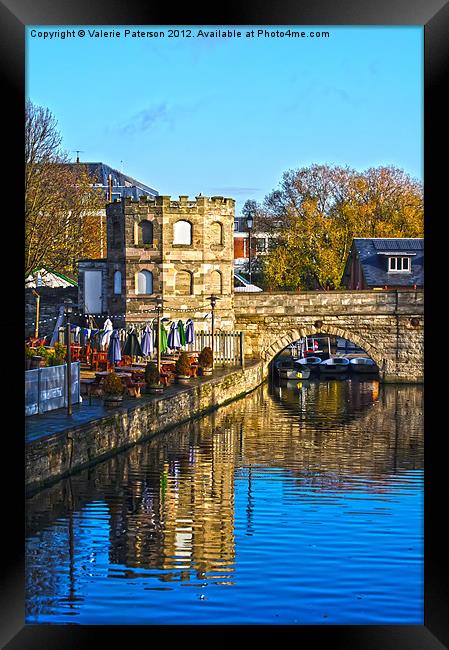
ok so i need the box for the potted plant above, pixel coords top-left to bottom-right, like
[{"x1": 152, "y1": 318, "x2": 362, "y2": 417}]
[
  {"x1": 145, "y1": 362, "x2": 164, "y2": 393},
  {"x1": 46, "y1": 343, "x2": 67, "y2": 367},
  {"x1": 31, "y1": 345, "x2": 49, "y2": 368},
  {"x1": 25, "y1": 345, "x2": 35, "y2": 370},
  {"x1": 175, "y1": 351, "x2": 192, "y2": 384},
  {"x1": 102, "y1": 372, "x2": 125, "y2": 407},
  {"x1": 198, "y1": 346, "x2": 213, "y2": 376}
]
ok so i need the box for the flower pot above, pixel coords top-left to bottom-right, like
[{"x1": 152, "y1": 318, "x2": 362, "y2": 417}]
[
  {"x1": 147, "y1": 383, "x2": 164, "y2": 394},
  {"x1": 176, "y1": 374, "x2": 191, "y2": 385},
  {"x1": 31, "y1": 355, "x2": 44, "y2": 369},
  {"x1": 103, "y1": 395, "x2": 124, "y2": 408}
]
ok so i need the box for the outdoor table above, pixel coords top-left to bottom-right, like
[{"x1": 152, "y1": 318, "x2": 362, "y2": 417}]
[{"x1": 95, "y1": 371, "x2": 132, "y2": 378}]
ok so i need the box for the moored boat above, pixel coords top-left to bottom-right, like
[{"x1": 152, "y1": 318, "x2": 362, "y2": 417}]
[
  {"x1": 319, "y1": 357, "x2": 350, "y2": 374},
  {"x1": 275, "y1": 357, "x2": 311, "y2": 380},
  {"x1": 296, "y1": 355, "x2": 322, "y2": 373},
  {"x1": 349, "y1": 357, "x2": 378, "y2": 374}
]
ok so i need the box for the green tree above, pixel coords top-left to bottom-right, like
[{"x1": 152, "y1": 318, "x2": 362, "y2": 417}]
[{"x1": 258, "y1": 164, "x2": 423, "y2": 290}]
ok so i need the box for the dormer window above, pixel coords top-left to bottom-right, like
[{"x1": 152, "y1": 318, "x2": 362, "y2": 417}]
[{"x1": 388, "y1": 256, "x2": 411, "y2": 272}]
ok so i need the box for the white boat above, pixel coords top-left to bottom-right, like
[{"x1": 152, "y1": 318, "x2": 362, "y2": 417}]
[
  {"x1": 319, "y1": 357, "x2": 350, "y2": 374},
  {"x1": 349, "y1": 357, "x2": 378, "y2": 374},
  {"x1": 275, "y1": 357, "x2": 311, "y2": 380},
  {"x1": 296, "y1": 355, "x2": 322, "y2": 373}
]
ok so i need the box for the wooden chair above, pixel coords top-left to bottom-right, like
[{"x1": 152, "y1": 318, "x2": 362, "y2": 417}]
[{"x1": 71, "y1": 345, "x2": 82, "y2": 362}]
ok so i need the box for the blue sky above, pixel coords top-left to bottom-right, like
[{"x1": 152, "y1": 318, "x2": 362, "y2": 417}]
[{"x1": 26, "y1": 25, "x2": 423, "y2": 214}]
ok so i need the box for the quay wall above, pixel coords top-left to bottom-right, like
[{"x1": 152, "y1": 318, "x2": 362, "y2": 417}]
[{"x1": 26, "y1": 362, "x2": 264, "y2": 494}]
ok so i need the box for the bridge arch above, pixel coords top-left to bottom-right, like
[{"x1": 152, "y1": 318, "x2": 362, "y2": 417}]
[{"x1": 262, "y1": 326, "x2": 383, "y2": 369}]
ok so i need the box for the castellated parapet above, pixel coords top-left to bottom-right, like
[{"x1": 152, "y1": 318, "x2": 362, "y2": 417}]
[{"x1": 105, "y1": 194, "x2": 236, "y2": 329}]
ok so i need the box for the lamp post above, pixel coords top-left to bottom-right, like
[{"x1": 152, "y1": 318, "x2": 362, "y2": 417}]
[
  {"x1": 155, "y1": 295, "x2": 163, "y2": 379},
  {"x1": 246, "y1": 213, "x2": 254, "y2": 284},
  {"x1": 206, "y1": 294, "x2": 220, "y2": 369},
  {"x1": 64, "y1": 298, "x2": 73, "y2": 416},
  {"x1": 32, "y1": 289, "x2": 40, "y2": 338}
]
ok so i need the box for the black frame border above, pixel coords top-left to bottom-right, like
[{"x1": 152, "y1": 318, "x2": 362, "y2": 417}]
[{"x1": 2, "y1": 0, "x2": 448, "y2": 647}]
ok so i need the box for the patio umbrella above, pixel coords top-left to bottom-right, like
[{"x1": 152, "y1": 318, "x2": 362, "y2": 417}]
[
  {"x1": 160, "y1": 322, "x2": 169, "y2": 355},
  {"x1": 178, "y1": 320, "x2": 186, "y2": 346},
  {"x1": 141, "y1": 324, "x2": 154, "y2": 357},
  {"x1": 101, "y1": 318, "x2": 113, "y2": 349},
  {"x1": 167, "y1": 321, "x2": 181, "y2": 350},
  {"x1": 122, "y1": 329, "x2": 144, "y2": 359},
  {"x1": 107, "y1": 329, "x2": 122, "y2": 365},
  {"x1": 185, "y1": 319, "x2": 194, "y2": 345}
]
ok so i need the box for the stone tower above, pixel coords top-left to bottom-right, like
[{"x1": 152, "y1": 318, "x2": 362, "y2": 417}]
[{"x1": 105, "y1": 194, "x2": 235, "y2": 330}]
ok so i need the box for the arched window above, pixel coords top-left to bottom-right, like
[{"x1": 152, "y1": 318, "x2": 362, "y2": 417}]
[
  {"x1": 136, "y1": 270, "x2": 153, "y2": 295},
  {"x1": 113, "y1": 270, "x2": 122, "y2": 295},
  {"x1": 211, "y1": 221, "x2": 223, "y2": 245},
  {"x1": 175, "y1": 270, "x2": 193, "y2": 295},
  {"x1": 173, "y1": 220, "x2": 192, "y2": 245},
  {"x1": 210, "y1": 270, "x2": 222, "y2": 294}
]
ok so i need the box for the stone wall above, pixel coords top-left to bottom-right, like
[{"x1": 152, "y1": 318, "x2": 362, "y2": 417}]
[
  {"x1": 25, "y1": 287, "x2": 78, "y2": 338},
  {"x1": 26, "y1": 362, "x2": 264, "y2": 494},
  {"x1": 234, "y1": 289, "x2": 424, "y2": 383}
]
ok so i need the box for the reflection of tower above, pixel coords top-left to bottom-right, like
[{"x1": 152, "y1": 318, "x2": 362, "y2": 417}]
[
  {"x1": 158, "y1": 415, "x2": 236, "y2": 580},
  {"x1": 246, "y1": 464, "x2": 254, "y2": 536},
  {"x1": 67, "y1": 478, "x2": 76, "y2": 610}
]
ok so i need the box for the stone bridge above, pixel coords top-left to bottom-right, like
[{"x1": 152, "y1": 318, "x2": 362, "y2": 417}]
[{"x1": 234, "y1": 289, "x2": 423, "y2": 383}]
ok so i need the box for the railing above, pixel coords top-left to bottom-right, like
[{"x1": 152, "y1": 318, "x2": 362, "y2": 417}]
[
  {"x1": 184, "y1": 331, "x2": 245, "y2": 367},
  {"x1": 25, "y1": 362, "x2": 81, "y2": 416},
  {"x1": 53, "y1": 327, "x2": 245, "y2": 367}
]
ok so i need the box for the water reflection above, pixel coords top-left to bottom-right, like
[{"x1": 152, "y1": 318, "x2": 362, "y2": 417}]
[{"x1": 26, "y1": 379, "x2": 423, "y2": 624}]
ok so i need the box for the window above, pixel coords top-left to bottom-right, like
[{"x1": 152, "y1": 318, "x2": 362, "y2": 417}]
[
  {"x1": 234, "y1": 221, "x2": 240, "y2": 232},
  {"x1": 136, "y1": 270, "x2": 153, "y2": 295},
  {"x1": 113, "y1": 270, "x2": 122, "y2": 294},
  {"x1": 388, "y1": 256, "x2": 411, "y2": 272},
  {"x1": 173, "y1": 220, "x2": 192, "y2": 245},
  {"x1": 256, "y1": 237, "x2": 267, "y2": 252}
]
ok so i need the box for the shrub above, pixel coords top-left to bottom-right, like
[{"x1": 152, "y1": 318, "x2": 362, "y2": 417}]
[
  {"x1": 102, "y1": 372, "x2": 124, "y2": 396},
  {"x1": 175, "y1": 351, "x2": 191, "y2": 376},
  {"x1": 46, "y1": 353, "x2": 64, "y2": 367},
  {"x1": 198, "y1": 346, "x2": 213, "y2": 368},
  {"x1": 145, "y1": 362, "x2": 160, "y2": 385},
  {"x1": 25, "y1": 345, "x2": 35, "y2": 359},
  {"x1": 54, "y1": 342, "x2": 67, "y2": 358}
]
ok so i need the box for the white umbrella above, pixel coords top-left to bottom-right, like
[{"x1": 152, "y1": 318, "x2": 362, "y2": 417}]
[{"x1": 101, "y1": 317, "x2": 113, "y2": 349}]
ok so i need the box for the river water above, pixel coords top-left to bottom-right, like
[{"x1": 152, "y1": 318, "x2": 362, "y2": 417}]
[{"x1": 25, "y1": 378, "x2": 423, "y2": 625}]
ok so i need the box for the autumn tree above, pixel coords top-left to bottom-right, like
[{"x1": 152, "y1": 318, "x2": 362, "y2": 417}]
[
  {"x1": 25, "y1": 100, "x2": 105, "y2": 279},
  {"x1": 258, "y1": 164, "x2": 423, "y2": 290}
]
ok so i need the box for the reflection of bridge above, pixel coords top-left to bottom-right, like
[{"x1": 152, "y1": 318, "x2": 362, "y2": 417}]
[{"x1": 234, "y1": 289, "x2": 423, "y2": 383}]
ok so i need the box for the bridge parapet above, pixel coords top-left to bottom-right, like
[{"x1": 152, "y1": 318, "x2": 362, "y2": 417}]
[{"x1": 234, "y1": 290, "x2": 423, "y2": 383}]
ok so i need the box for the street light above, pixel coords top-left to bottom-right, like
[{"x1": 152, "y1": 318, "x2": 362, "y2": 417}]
[
  {"x1": 246, "y1": 213, "x2": 254, "y2": 284},
  {"x1": 64, "y1": 298, "x2": 73, "y2": 416},
  {"x1": 206, "y1": 294, "x2": 220, "y2": 369},
  {"x1": 155, "y1": 295, "x2": 163, "y2": 378}
]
